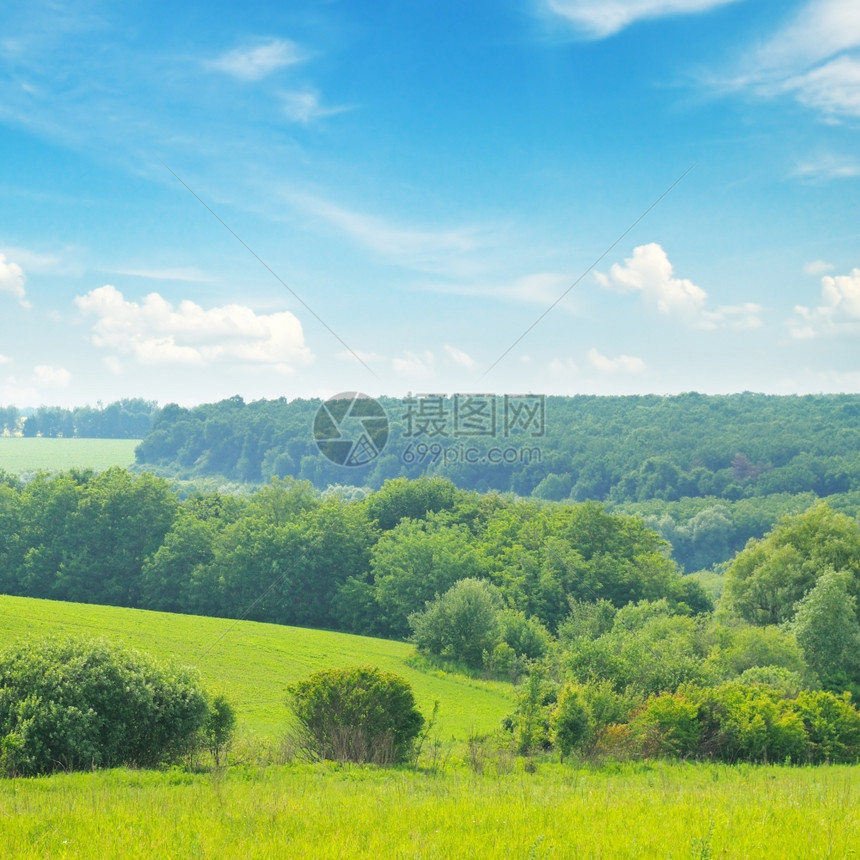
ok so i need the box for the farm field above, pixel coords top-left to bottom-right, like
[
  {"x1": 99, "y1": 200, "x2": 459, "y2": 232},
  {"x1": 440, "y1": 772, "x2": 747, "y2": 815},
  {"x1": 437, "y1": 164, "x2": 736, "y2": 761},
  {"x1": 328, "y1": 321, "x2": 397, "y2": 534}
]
[
  {"x1": 0, "y1": 595, "x2": 515, "y2": 739},
  {"x1": 0, "y1": 760, "x2": 857, "y2": 858},
  {"x1": 0, "y1": 437, "x2": 140, "y2": 474}
]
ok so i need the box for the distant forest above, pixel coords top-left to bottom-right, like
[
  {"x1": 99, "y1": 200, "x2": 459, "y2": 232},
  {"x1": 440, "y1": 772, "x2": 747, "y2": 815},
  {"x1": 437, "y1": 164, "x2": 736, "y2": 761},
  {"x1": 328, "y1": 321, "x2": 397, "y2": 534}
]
[
  {"x1": 0, "y1": 399, "x2": 157, "y2": 439},
  {"x1": 5, "y1": 392, "x2": 860, "y2": 572}
]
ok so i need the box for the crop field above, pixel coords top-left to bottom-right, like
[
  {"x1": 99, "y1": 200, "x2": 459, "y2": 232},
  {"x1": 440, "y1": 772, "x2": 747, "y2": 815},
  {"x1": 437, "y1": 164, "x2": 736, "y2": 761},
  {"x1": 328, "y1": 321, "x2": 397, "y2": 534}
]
[
  {"x1": 0, "y1": 437, "x2": 140, "y2": 474},
  {"x1": 0, "y1": 595, "x2": 515, "y2": 739}
]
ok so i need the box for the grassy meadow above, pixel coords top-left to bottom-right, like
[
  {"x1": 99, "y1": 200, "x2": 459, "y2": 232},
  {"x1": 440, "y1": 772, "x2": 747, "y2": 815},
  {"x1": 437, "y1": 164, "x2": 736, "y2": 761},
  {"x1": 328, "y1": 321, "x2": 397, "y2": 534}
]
[
  {"x1": 0, "y1": 595, "x2": 514, "y2": 739},
  {"x1": 0, "y1": 437, "x2": 139, "y2": 474},
  {"x1": 1, "y1": 596, "x2": 858, "y2": 857},
  {"x1": 0, "y1": 761, "x2": 857, "y2": 858}
]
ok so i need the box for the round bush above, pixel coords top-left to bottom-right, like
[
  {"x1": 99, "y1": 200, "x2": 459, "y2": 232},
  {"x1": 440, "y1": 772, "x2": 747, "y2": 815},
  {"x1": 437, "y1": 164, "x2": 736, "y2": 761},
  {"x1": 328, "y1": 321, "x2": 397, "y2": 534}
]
[
  {"x1": 0, "y1": 635, "x2": 209, "y2": 776},
  {"x1": 288, "y1": 665, "x2": 424, "y2": 764}
]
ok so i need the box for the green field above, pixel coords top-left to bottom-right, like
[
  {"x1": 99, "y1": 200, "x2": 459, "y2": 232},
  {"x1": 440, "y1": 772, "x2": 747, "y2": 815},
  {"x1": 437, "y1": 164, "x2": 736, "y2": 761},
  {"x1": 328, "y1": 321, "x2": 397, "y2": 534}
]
[
  {"x1": 0, "y1": 595, "x2": 514, "y2": 739},
  {"x1": 0, "y1": 595, "x2": 858, "y2": 857},
  {"x1": 0, "y1": 761, "x2": 856, "y2": 858},
  {"x1": 0, "y1": 437, "x2": 140, "y2": 474}
]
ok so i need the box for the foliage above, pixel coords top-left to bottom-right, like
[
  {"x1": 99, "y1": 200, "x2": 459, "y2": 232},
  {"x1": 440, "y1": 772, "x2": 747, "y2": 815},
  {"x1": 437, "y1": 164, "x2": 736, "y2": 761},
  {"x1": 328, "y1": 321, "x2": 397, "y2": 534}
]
[
  {"x1": 408, "y1": 578, "x2": 503, "y2": 668},
  {"x1": 287, "y1": 666, "x2": 424, "y2": 764},
  {"x1": 550, "y1": 683, "x2": 592, "y2": 761},
  {"x1": 202, "y1": 693, "x2": 236, "y2": 767},
  {"x1": 0, "y1": 635, "x2": 209, "y2": 776}
]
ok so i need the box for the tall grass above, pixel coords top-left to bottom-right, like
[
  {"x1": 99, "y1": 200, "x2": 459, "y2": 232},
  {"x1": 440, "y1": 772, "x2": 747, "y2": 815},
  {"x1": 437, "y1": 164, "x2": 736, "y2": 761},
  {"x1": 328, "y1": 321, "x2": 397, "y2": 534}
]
[{"x1": 0, "y1": 761, "x2": 856, "y2": 858}]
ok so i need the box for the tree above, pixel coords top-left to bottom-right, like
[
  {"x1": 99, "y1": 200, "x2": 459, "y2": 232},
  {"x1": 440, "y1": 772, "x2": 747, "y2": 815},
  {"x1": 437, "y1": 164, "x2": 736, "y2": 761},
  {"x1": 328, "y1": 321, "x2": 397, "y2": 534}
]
[
  {"x1": 0, "y1": 635, "x2": 209, "y2": 776},
  {"x1": 790, "y1": 568, "x2": 860, "y2": 695},
  {"x1": 287, "y1": 666, "x2": 424, "y2": 764},
  {"x1": 408, "y1": 578, "x2": 503, "y2": 668},
  {"x1": 724, "y1": 503, "x2": 860, "y2": 626},
  {"x1": 551, "y1": 684, "x2": 592, "y2": 761}
]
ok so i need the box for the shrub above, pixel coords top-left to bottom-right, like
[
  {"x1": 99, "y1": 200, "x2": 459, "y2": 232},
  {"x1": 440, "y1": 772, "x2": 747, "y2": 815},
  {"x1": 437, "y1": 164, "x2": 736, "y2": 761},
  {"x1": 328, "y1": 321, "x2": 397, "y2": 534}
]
[
  {"x1": 0, "y1": 635, "x2": 209, "y2": 777},
  {"x1": 551, "y1": 684, "x2": 592, "y2": 761},
  {"x1": 202, "y1": 693, "x2": 237, "y2": 767},
  {"x1": 287, "y1": 665, "x2": 424, "y2": 764}
]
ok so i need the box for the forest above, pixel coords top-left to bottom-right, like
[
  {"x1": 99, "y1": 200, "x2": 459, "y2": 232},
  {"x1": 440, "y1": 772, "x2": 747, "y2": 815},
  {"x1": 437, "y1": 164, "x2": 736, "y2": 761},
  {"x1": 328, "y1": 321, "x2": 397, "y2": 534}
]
[
  {"x1": 129, "y1": 392, "x2": 860, "y2": 571},
  {"x1": 1, "y1": 468, "x2": 858, "y2": 764}
]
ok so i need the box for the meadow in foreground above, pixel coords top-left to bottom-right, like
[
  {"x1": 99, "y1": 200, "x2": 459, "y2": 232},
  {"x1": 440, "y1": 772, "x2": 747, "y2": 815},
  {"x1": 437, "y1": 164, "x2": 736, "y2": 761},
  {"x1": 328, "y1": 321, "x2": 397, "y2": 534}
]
[{"x1": 0, "y1": 760, "x2": 856, "y2": 859}]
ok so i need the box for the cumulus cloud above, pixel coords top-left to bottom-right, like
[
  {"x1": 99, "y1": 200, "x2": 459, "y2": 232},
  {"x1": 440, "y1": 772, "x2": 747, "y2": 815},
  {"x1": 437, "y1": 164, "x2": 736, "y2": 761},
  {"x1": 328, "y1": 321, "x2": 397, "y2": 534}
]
[
  {"x1": 804, "y1": 259, "x2": 835, "y2": 275},
  {"x1": 33, "y1": 365, "x2": 71, "y2": 387},
  {"x1": 792, "y1": 267, "x2": 860, "y2": 337},
  {"x1": 597, "y1": 243, "x2": 762, "y2": 329},
  {"x1": 587, "y1": 347, "x2": 646, "y2": 374},
  {"x1": 75, "y1": 285, "x2": 311, "y2": 371},
  {"x1": 444, "y1": 344, "x2": 476, "y2": 368},
  {"x1": 0, "y1": 252, "x2": 31, "y2": 308},
  {"x1": 206, "y1": 38, "x2": 306, "y2": 81},
  {"x1": 544, "y1": 0, "x2": 742, "y2": 38}
]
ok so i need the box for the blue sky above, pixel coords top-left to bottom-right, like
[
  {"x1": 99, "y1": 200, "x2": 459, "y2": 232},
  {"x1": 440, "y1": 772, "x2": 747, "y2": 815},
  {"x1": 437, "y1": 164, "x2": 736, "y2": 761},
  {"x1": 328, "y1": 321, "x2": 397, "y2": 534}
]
[{"x1": 1, "y1": 0, "x2": 859, "y2": 407}]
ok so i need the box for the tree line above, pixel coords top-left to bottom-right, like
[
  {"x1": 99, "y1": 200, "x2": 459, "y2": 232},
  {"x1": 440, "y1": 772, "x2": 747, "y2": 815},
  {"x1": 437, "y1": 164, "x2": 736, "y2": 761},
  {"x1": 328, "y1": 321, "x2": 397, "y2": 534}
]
[{"x1": 0, "y1": 399, "x2": 158, "y2": 438}]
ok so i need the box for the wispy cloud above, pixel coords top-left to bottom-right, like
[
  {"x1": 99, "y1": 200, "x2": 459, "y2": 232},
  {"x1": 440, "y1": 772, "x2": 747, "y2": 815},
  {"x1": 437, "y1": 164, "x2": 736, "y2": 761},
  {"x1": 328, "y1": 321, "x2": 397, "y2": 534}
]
[
  {"x1": 804, "y1": 259, "x2": 835, "y2": 276},
  {"x1": 75, "y1": 285, "x2": 312, "y2": 371},
  {"x1": 726, "y1": 0, "x2": 860, "y2": 121},
  {"x1": 0, "y1": 252, "x2": 31, "y2": 308},
  {"x1": 444, "y1": 344, "x2": 476, "y2": 368},
  {"x1": 291, "y1": 193, "x2": 491, "y2": 276},
  {"x1": 597, "y1": 243, "x2": 762, "y2": 330},
  {"x1": 392, "y1": 350, "x2": 436, "y2": 378},
  {"x1": 793, "y1": 154, "x2": 860, "y2": 181},
  {"x1": 110, "y1": 266, "x2": 212, "y2": 283},
  {"x1": 283, "y1": 89, "x2": 351, "y2": 124},
  {"x1": 543, "y1": 0, "x2": 743, "y2": 38},
  {"x1": 791, "y1": 267, "x2": 860, "y2": 338},
  {"x1": 205, "y1": 38, "x2": 306, "y2": 81},
  {"x1": 419, "y1": 272, "x2": 577, "y2": 307}
]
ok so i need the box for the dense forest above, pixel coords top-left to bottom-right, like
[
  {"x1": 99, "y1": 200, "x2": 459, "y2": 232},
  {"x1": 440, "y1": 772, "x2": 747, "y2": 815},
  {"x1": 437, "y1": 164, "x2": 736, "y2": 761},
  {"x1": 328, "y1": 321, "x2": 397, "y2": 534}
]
[
  {"x1": 133, "y1": 393, "x2": 860, "y2": 499},
  {"x1": 130, "y1": 393, "x2": 860, "y2": 571},
  {"x1": 1, "y1": 468, "x2": 859, "y2": 762}
]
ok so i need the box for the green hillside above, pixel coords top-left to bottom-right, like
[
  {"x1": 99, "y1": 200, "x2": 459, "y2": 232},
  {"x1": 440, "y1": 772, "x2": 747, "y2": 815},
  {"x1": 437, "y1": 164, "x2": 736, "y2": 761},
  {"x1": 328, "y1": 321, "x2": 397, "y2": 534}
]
[
  {"x1": 0, "y1": 595, "x2": 514, "y2": 739},
  {"x1": 0, "y1": 437, "x2": 139, "y2": 474}
]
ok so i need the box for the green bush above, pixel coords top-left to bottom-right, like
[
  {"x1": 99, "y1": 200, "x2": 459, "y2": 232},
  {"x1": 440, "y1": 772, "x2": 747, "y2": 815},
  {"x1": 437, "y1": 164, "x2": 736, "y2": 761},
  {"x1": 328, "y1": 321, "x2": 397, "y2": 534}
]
[
  {"x1": 0, "y1": 635, "x2": 209, "y2": 777},
  {"x1": 287, "y1": 665, "x2": 424, "y2": 764}
]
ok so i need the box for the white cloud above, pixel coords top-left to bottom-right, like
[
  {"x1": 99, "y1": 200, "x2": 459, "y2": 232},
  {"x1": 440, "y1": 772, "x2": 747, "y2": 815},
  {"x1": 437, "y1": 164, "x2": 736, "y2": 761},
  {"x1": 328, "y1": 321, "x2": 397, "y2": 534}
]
[
  {"x1": 444, "y1": 344, "x2": 476, "y2": 368},
  {"x1": 598, "y1": 243, "x2": 763, "y2": 330},
  {"x1": 0, "y1": 354, "x2": 11, "y2": 365},
  {"x1": 730, "y1": 1, "x2": 860, "y2": 120},
  {"x1": 75, "y1": 285, "x2": 312, "y2": 370},
  {"x1": 792, "y1": 267, "x2": 860, "y2": 337},
  {"x1": 206, "y1": 38, "x2": 306, "y2": 81},
  {"x1": 419, "y1": 272, "x2": 575, "y2": 307},
  {"x1": 392, "y1": 350, "x2": 435, "y2": 378},
  {"x1": 283, "y1": 89, "x2": 350, "y2": 124},
  {"x1": 804, "y1": 259, "x2": 835, "y2": 275},
  {"x1": 111, "y1": 266, "x2": 212, "y2": 283},
  {"x1": 587, "y1": 347, "x2": 646, "y2": 374},
  {"x1": 33, "y1": 365, "x2": 71, "y2": 387},
  {"x1": 292, "y1": 193, "x2": 488, "y2": 276},
  {"x1": 0, "y1": 252, "x2": 31, "y2": 308},
  {"x1": 548, "y1": 357, "x2": 579, "y2": 376},
  {"x1": 793, "y1": 154, "x2": 860, "y2": 181},
  {"x1": 544, "y1": 0, "x2": 742, "y2": 38}
]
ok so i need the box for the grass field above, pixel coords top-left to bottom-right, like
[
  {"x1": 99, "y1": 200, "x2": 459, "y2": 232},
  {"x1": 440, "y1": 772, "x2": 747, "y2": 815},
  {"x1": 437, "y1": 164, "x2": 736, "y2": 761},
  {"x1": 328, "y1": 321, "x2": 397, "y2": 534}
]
[
  {"x1": 0, "y1": 761, "x2": 856, "y2": 858},
  {"x1": 0, "y1": 437, "x2": 140, "y2": 474},
  {"x1": 0, "y1": 596, "x2": 858, "y2": 857},
  {"x1": 0, "y1": 595, "x2": 515, "y2": 739}
]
